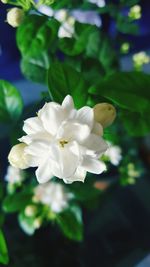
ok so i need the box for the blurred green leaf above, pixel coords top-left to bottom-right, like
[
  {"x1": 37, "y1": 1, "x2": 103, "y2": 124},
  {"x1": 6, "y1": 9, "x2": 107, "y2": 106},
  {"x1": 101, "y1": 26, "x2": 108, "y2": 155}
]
[
  {"x1": 56, "y1": 205, "x2": 83, "y2": 241},
  {"x1": 120, "y1": 110, "x2": 150, "y2": 136},
  {"x1": 59, "y1": 22, "x2": 99, "y2": 56},
  {"x1": 18, "y1": 212, "x2": 36, "y2": 235},
  {"x1": 0, "y1": 80, "x2": 23, "y2": 123},
  {"x1": 48, "y1": 62, "x2": 88, "y2": 107},
  {"x1": 3, "y1": 190, "x2": 33, "y2": 213},
  {"x1": 17, "y1": 15, "x2": 59, "y2": 57},
  {"x1": 17, "y1": 15, "x2": 59, "y2": 83},
  {"x1": 21, "y1": 54, "x2": 49, "y2": 84},
  {"x1": 0, "y1": 230, "x2": 9, "y2": 265},
  {"x1": 89, "y1": 72, "x2": 150, "y2": 136},
  {"x1": 117, "y1": 15, "x2": 139, "y2": 35},
  {"x1": 89, "y1": 72, "x2": 150, "y2": 112}
]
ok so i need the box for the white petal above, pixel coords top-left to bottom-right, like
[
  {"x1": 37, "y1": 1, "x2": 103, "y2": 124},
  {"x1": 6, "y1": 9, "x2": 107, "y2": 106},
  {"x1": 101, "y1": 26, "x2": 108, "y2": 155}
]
[
  {"x1": 57, "y1": 121, "x2": 90, "y2": 143},
  {"x1": 49, "y1": 141, "x2": 80, "y2": 179},
  {"x1": 23, "y1": 117, "x2": 44, "y2": 135},
  {"x1": 36, "y1": 159, "x2": 54, "y2": 183},
  {"x1": 19, "y1": 132, "x2": 52, "y2": 145},
  {"x1": 83, "y1": 134, "x2": 108, "y2": 155},
  {"x1": 62, "y1": 95, "x2": 74, "y2": 112},
  {"x1": 63, "y1": 167, "x2": 87, "y2": 184},
  {"x1": 75, "y1": 107, "x2": 94, "y2": 129},
  {"x1": 92, "y1": 122, "x2": 103, "y2": 136},
  {"x1": 25, "y1": 141, "x2": 50, "y2": 157},
  {"x1": 38, "y1": 102, "x2": 67, "y2": 136},
  {"x1": 82, "y1": 157, "x2": 106, "y2": 174}
]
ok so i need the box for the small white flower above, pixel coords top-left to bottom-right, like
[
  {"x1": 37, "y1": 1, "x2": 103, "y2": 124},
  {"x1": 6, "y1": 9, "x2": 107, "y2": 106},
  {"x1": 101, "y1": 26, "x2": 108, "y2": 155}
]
[
  {"x1": 33, "y1": 182, "x2": 71, "y2": 213},
  {"x1": 88, "y1": 0, "x2": 105, "y2": 8},
  {"x1": 12, "y1": 95, "x2": 108, "y2": 184},
  {"x1": 105, "y1": 144, "x2": 122, "y2": 166},
  {"x1": 5, "y1": 165, "x2": 24, "y2": 184},
  {"x1": 58, "y1": 17, "x2": 75, "y2": 38}
]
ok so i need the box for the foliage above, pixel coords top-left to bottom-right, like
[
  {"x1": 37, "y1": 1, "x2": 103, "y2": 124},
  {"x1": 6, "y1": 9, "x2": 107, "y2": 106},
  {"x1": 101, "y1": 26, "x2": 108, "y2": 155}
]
[{"x1": 0, "y1": 0, "x2": 149, "y2": 265}]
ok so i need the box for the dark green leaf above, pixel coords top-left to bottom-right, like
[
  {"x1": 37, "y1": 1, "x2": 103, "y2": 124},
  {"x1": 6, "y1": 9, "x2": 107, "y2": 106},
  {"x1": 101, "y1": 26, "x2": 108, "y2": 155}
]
[
  {"x1": 89, "y1": 72, "x2": 150, "y2": 136},
  {"x1": 21, "y1": 52, "x2": 50, "y2": 84},
  {"x1": 0, "y1": 230, "x2": 9, "y2": 265},
  {"x1": 59, "y1": 22, "x2": 99, "y2": 56},
  {"x1": 56, "y1": 205, "x2": 83, "y2": 241},
  {"x1": 0, "y1": 80, "x2": 23, "y2": 123},
  {"x1": 89, "y1": 72, "x2": 150, "y2": 113},
  {"x1": 17, "y1": 15, "x2": 59, "y2": 57},
  {"x1": 17, "y1": 15, "x2": 59, "y2": 83},
  {"x1": 117, "y1": 16, "x2": 139, "y2": 35},
  {"x1": 3, "y1": 190, "x2": 33, "y2": 213},
  {"x1": 120, "y1": 110, "x2": 150, "y2": 136},
  {"x1": 48, "y1": 62, "x2": 88, "y2": 108}
]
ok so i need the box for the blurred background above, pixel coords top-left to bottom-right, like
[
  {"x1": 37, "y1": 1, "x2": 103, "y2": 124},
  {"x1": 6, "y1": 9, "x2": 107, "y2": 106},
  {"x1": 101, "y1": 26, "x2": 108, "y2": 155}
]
[{"x1": 0, "y1": 1, "x2": 150, "y2": 266}]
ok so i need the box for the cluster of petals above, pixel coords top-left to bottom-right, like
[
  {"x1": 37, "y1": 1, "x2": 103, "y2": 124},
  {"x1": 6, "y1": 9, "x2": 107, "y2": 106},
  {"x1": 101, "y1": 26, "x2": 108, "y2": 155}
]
[
  {"x1": 18, "y1": 95, "x2": 108, "y2": 184},
  {"x1": 33, "y1": 182, "x2": 71, "y2": 213}
]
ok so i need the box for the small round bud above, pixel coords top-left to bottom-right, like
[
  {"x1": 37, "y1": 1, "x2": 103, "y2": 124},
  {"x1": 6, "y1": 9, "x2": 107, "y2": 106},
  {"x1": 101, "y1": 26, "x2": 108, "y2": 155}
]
[
  {"x1": 8, "y1": 143, "x2": 29, "y2": 169},
  {"x1": 7, "y1": 8, "x2": 25, "y2": 28},
  {"x1": 33, "y1": 218, "x2": 42, "y2": 229},
  {"x1": 94, "y1": 103, "x2": 116, "y2": 128},
  {"x1": 1, "y1": 0, "x2": 8, "y2": 3},
  {"x1": 24, "y1": 205, "x2": 37, "y2": 217}
]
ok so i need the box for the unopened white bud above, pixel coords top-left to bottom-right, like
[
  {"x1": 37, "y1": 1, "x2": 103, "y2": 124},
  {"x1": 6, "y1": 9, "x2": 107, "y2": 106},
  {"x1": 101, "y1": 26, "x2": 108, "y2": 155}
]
[
  {"x1": 1, "y1": 0, "x2": 8, "y2": 3},
  {"x1": 7, "y1": 8, "x2": 25, "y2": 28},
  {"x1": 24, "y1": 205, "x2": 37, "y2": 217},
  {"x1": 94, "y1": 103, "x2": 116, "y2": 128},
  {"x1": 8, "y1": 143, "x2": 29, "y2": 169},
  {"x1": 33, "y1": 218, "x2": 42, "y2": 229}
]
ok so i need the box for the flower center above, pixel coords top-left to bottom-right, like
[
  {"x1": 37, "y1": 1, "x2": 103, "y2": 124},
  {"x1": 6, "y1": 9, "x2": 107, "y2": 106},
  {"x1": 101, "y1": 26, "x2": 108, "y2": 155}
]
[{"x1": 59, "y1": 140, "x2": 68, "y2": 148}]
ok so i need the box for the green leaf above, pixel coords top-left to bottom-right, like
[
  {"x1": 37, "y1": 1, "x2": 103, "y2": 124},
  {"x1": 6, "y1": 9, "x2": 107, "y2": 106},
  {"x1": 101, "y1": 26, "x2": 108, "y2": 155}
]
[
  {"x1": 48, "y1": 62, "x2": 88, "y2": 108},
  {"x1": 59, "y1": 22, "x2": 99, "y2": 56},
  {"x1": 3, "y1": 190, "x2": 32, "y2": 213},
  {"x1": 120, "y1": 110, "x2": 150, "y2": 136},
  {"x1": 17, "y1": 15, "x2": 59, "y2": 57},
  {"x1": 117, "y1": 15, "x2": 139, "y2": 35},
  {"x1": 0, "y1": 80, "x2": 23, "y2": 123},
  {"x1": 17, "y1": 15, "x2": 59, "y2": 83},
  {"x1": 21, "y1": 52, "x2": 50, "y2": 84},
  {"x1": 89, "y1": 72, "x2": 150, "y2": 112},
  {"x1": 0, "y1": 230, "x2": 9, "y2": 265},
  {"x1": 56, "y1": 205, "x2": 83, "y2": 241},
  {"x1": 89, "y1": 72, "x2": 150, "y2": 136},
  {"x1": 98, "y1": 37, "x2": 119, "y2": 73}
]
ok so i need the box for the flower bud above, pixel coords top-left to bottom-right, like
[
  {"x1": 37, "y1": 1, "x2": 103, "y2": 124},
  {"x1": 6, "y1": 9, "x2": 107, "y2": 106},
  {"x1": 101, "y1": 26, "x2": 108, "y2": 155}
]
[
  {"x1": 8, "y1": 143, "x2": 29, "y2": 169},
  {"x1": 25, "y1": 205, "x2": 37, "y2": 217},
  {"x1": 1, "y1": 0, "x2": 8, "y2": 3},
  {"x1": 94, "y1": 103, "x2": 116, "y2": 128},
  {"x1": 33, "y1": 218, "x2": 42, "y2": 229},
  {"x1": 6, "y1": 8, "x2": 25, "y2": 28}
]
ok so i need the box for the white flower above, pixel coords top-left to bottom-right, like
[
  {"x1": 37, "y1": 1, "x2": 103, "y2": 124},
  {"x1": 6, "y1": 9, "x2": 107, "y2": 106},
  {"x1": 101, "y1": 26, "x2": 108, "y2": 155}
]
[
  {"x1": 33, "y1": 182, "x2": 71, "y2": 213},
  {"x1": 88, "y1": 0, "x2": 105, "y2": 8},
  {"x1": 58, "y1": 17, "x2": 75, "y2": 38},
  {"x1": 105, "y1": 144, "x2": 122, "y2": 166},
  {"x1": 14, "y1": 95, "x2": 108, "y2": 184},
  {"x1": 38, "y1": 7, "x2": 102, "y2": 38},
  {"x1": 5, "y1": 165, "x2": 24, "y2": 184}
]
